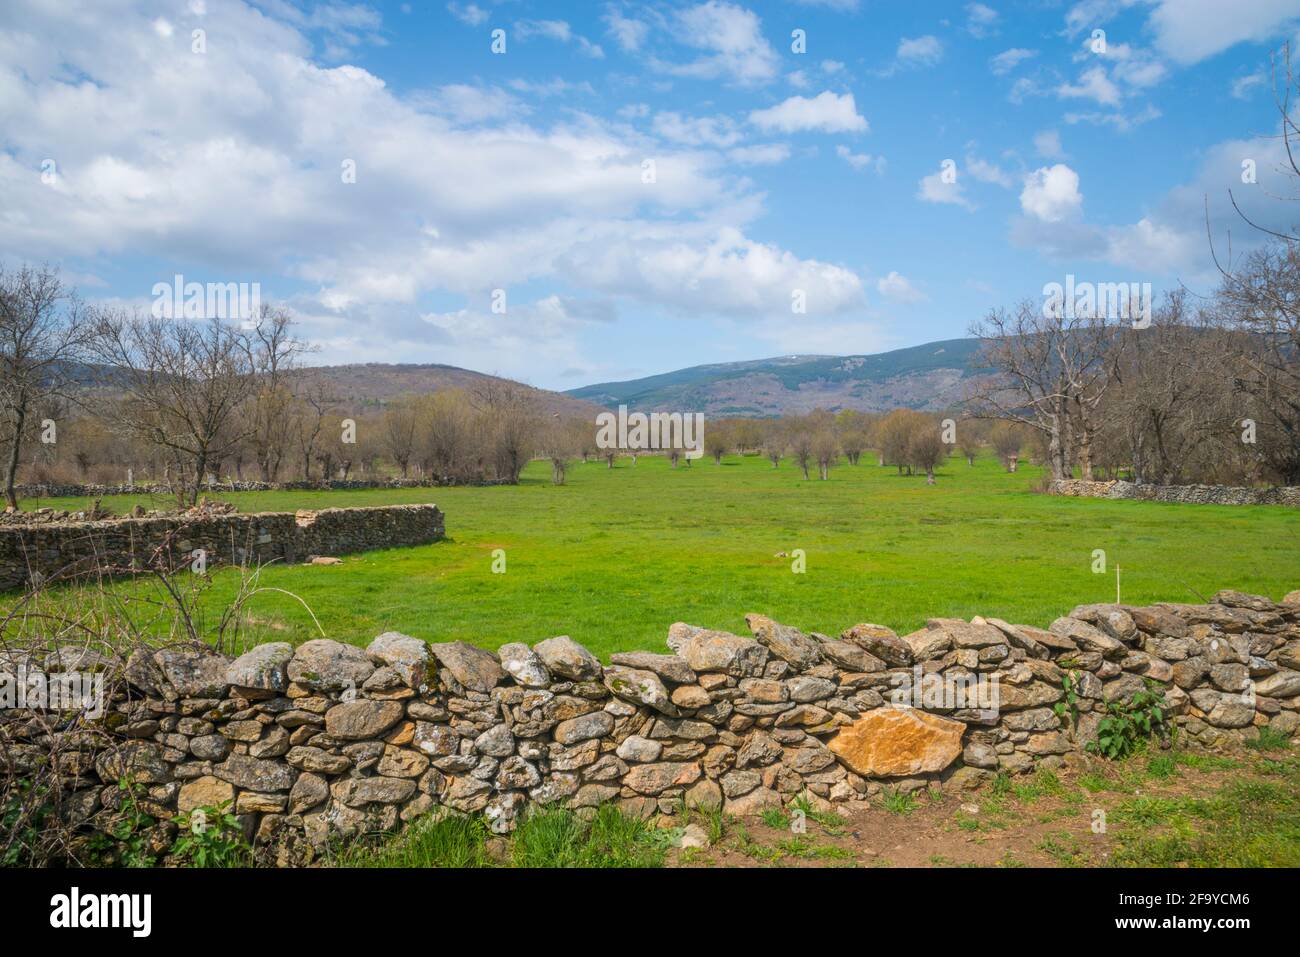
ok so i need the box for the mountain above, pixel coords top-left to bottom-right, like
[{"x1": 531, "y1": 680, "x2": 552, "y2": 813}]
[
  {"x1": 565, "y1": 338, "x2": 992, "y2": 416},
  {"x1": 306, "y1": 363, "x2": 607, "y2": 418}
]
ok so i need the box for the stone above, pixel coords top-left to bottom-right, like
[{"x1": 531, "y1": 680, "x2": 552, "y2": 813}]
[
  {"x1": 828, "y1": 708, "x2": 965, "y2": 777},
  {"x1": 623, "y1": 762, "x2": 702, "y2": 795},
  {"x1": 984, "y1": 619, "x2": 1055, "y2": 658},
  {"x1": 671, "y1": 685, "x2": 711, "y2": 709},
  {"x1": 214, "y1": 754, "x2": 296, "y2": 792},
  {"x1": 553, "y1": 711, "x2": 615, "y2": 745},
  {"x1": 412, "y1": 722, "x2": 459, "y2": 758},
  {"x1": 616, "y1": 735, "x2": 663, "y2": 763},
  {"x1": 285, "y1": 746, "x2": 351, "y2": 774},
  {"x1": 287, "y1": 639, "x2": 376, "y2": 691},
  {"x1": 1255, "y1": 671, "x2": 1300, "y2": 698},
  {"x1": 378, "y1": 746, "x2": 429, "y2": 778},
  {"x1": 685, "y1": 778, "x2": 723, "y2": 811},
  {"x1": 154, "y1": 646, "x2": 231, "y2": 699},
  {"x1": 609, "y1": 652, "x2": 697, "y2": 684},
  {"x1": 901, "y1": 628, "x2": 952, "y2": 661},
  {"x1": 1050, "y1": 618, "x2": 1123, "y2": 656},
  {"x1": 226, "y1": 642, "x2": 294, "y2": 694},
  {"x1": 236, "y1": 792, "x2": 287, "y2": 814},
  {"x1": 1206, "y1": 698, "x2": 1255, "y2": 729},
  {"x1": 289, "y1": 772, "x2": 329, "y2": 814},
  {"x1": 95, "y1": 742, "x2": 171, "y2": 784},
  {"x1": 841, "y1": 623, "x2": 912, "y2": 666},
  {"x1": 495, "y1": 756, "x2": 542, "y2": 790},
  {"x1": 1127, "y1": 606, "x2": 1189, "y2": 638},
  {"x1": 474, "y1": 724, "x2": 516, "y2": 757},
  {"x1": 429, "y1": 642, "x2": 505, "y2": 692},
  {"x1": 723, "y1": 786, "x2": 781, "y2": 816},
  {"x1": 497, "y1": 642, "x2": 552, "y2": 687},
  {"x1": 818, "y1": 638, "x2": 885, "y2": 672},
  {"x1": 1070, "y1": 604, "x2": 1139, "y2": 643},
  {"x1": 603, "y1": 665, "x2": 679, "y2": 715},
  {"x1": 484, "y1": 792, "x2": 527, "y2": 834},
  {"x1": 721, "y1": 769, "x2": 762, "y2": 797},
  {"x1": 190, "y1": 734, "x2": 232, "y2": 761},
  {"x1": 324, "y1": 700, "x2": 404, "y2": 740},
  {"x1": 738, "y1": 677, "x2": 787, "y2": 703},
  {"x1": 962, "y1": 740, "x2": 998, "y2": 769},
  {"x1": 676, "y1": 628, "x2": 768, "y2": 677},
  {"x1": 533, "y1": 635, "x2": 602, "y2": 681},
  {"x1": 367, "y1": 632, "x2": 432, "y2": 688},
  {"x1": 177, "y1": 775, "x2": 235, "y2": 816},
  {"x1": 926, "y1": 618, "x2": 1005, "y2": 649},
  {"x1": 786, "y1": 676, "x2": 837, "y2": 703},
  {"x1": 744, "y1": 614, "x2": 823, "y2": 670},
  {"x1": 333, "y1": 776, "x2": 417, "y2": 806}
]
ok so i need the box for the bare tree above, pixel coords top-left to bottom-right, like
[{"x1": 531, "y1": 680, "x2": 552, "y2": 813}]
[
  {"x1": 91, "y1": 312, "x2": 259, "y2": 506},
  {"x1": 966, "y1": 298, "x2": 1119, "y2": 480},
  {"x1": 909, "y1": 428, "x2": 945, "y2": 485},
  {"x1": 812, "y1": 430, "x2": 839, "y2": 480},
  {"x1": 0, "y1": 264, "x2": 93, "y2": 508}
]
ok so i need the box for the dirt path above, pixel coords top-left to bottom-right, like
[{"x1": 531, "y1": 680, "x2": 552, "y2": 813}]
[{"x1": 669, "y1": 748, "x2": 1280, "y2": 868}]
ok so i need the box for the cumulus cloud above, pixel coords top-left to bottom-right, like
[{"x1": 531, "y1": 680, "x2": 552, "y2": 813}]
[
  {"x1": 876, "y1": 271, "x2": 925, "y2": 302},
  {"x1": 749, "y1": 92, "x2": 869, "y2": 133},
  {"x1": 1020, "y1": 165, "x2": 1084, "y2": 222},
  {"x1": 0, "y1": 0, "x2": 865, "y2": 377}
]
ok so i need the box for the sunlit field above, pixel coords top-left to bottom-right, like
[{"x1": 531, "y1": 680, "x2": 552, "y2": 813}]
[{"x1": 13, "y1": 451, "x2": 1300, "y2": 658}]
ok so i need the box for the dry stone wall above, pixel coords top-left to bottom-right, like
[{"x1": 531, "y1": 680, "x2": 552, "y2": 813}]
[
  {"x1": 14, "y1": 477, "x2": 453, "y2": 499},
  {"x1": 1050, "y1": 479, "x2": 1300, "y2": 507},
  {"x1": 0, "y1": 504, "x2": 445, "y2": 591},
  {"x1": 4, "y1": 588, "x2": 1299, "y2": 864}
]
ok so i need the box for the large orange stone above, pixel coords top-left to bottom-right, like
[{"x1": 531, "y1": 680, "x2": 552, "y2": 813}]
[{"x1": 828, "y1": 708, "x2": 965, "y2": 777}]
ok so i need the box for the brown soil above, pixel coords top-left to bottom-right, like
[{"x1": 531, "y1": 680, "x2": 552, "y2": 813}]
[{"x1": 668, "y1": 754, "x2": 1247, "y2": 868}]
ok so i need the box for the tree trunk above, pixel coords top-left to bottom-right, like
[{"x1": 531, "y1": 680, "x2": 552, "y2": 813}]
[
  {"x1": 3, "y1": 400, "x2": 26, "y2": 510},
  {"x1": 926, "y1": 466, "x2": 935, "y2": 485}
]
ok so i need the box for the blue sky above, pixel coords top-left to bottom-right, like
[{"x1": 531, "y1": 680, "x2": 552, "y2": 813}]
[{"x1": 2, "y1": 0, "x2": 1299, "y2": 390}]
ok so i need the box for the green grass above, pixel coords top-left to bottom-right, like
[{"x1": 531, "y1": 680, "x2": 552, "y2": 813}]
[
  {"x1": 336, "y1": 804, "x2": 671, "y2": 868},
  {"x1": 11, "y1": 450, "x2": 1300, "y2": 657},
  {"x1": 1110, "y1": 773, "x2": 1300, "y2": 867}
]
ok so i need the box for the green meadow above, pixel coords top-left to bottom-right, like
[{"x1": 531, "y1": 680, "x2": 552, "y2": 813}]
[{"x1": 13, "y1": 451, "x2": 1300, "y2": 658}]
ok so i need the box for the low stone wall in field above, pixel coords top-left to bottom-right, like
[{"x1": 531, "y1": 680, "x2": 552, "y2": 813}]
[
  {"x1": 14, "y1": 477, "x2": 448, "y2": 499},
  {"x1": 1050, "y1": 479, "x2": 1300, "y2": 507},
  {"x1": 3, "y1": 588, "x2": 1297, "y2": 864},
  {"x1": 0, "y1": 503, "x2": 445, "y2": 591}
]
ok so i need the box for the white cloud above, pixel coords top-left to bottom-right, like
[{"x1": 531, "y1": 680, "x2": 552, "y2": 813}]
[
  {"x1": 1146, "y1": 0, "x2": 1300, "y2": 65},
  {"x1": 652, "y1": 111, "x2": 743, "y2": 148},
  {"x1": 1057, "y1": 66, "x2": 1122, "y2": 105},
  {"x1": 749, "y1": 91, "x2": 868, "y2": 133},
  {"x1": 966, "y1": 156, "x2": 1014, "y2": 188},
  {"x1": 877, "y1": 271, "x2": 926, "y2": 302},
  {"x1": 655, "y1": 1, "x2": 780, "y2": 86},
  {"x1": 990, "y1": 47, "x2": 1037, "y2": 74},
  {"x1": 836, "y1": 144, "x2": 881, "y2": 172},
  {"x1": 1034, "y1": 129, "x2": 1065, "y2": 159},
  {"x1": 966, "y1": 3, "x2": 1000, "y2": 38},
  {"x1": 917, "y1": 164, "x2": 975, "y2": 211},
  {"x1": 515, "y1": 19, "x2": 605, "y2": 58},
  {"x1": 603, "y1": 8, "x2": 649, "y2": 51},
  {"x1": 895, "y1": 35, "x2": 944, "y2": 68},
  {"x1": 0, "y1": 0, "x2": 865, "y2": 377},
  {"x1": 446, "y1": 2, "x2": 488, "y2": 27},
  {"x1": 1019, "y1": 164, "x2": 1083, "y2": 222},
  {"x1": 1231, "y1": 73, "x2": 1267, "y2": 99}
]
